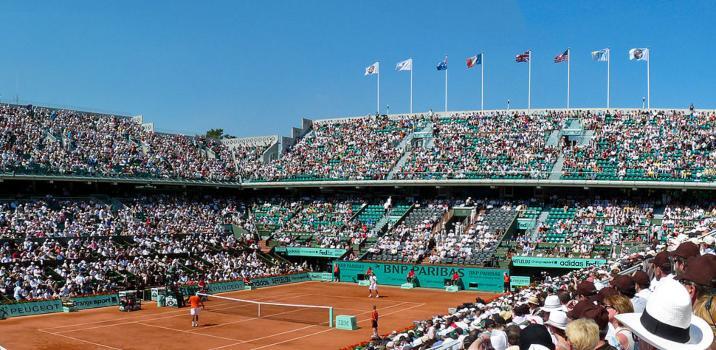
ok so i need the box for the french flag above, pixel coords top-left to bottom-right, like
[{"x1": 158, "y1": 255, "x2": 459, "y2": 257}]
[{"x1": 466, "y1": 54, "x2": 482, "y2": 69}]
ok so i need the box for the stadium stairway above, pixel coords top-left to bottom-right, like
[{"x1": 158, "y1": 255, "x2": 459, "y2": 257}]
[
  {"x1": 387, "y1": 123, "x2": 434, "y2": 180},
  {"x1": 546, "y1": 130, "x2": 561, "y2": 148},
  {"x1": 549, "y1": 156, "x2": 566, "y2": 180},
  {"x1": 531, "y1": 209, "x2": 552, "y2": 241},
  {"x1": 579, "y1": 130, "x2": 595, "y2": 146}
]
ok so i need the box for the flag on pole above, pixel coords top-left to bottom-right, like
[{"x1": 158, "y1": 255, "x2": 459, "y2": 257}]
[
  {"x1": 592, "y1": 49, "x2": 609, "y2": 62},
  {"x1": 395, "y1": 58, "x2": 412, "y2": 71},
  {"x1": 554, "y1": 50, "x2": 569, "y2": 63},
  {"x1": 466, "y1": 54, "x2": 482, "y2": 68},
  {"x1": 629, "y1": 48, "x2": 649, "y2": 61},
  {"x1": 365, "y1": 62, "x2": 379, "y2": 76},
  {"x1": 436, "y1": 56, "x2": 448, "y2": 70},
  {"x1": 515, "y1": 51, "x2": 530, "y2": 62}
]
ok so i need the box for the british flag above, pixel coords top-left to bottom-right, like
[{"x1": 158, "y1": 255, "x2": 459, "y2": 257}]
[
  {"x1": 515, "y1": 51, "x2": 530, "y2": 62},
  {"x1": 554, "y1": 49, "x2": 569, "y2": 63}
]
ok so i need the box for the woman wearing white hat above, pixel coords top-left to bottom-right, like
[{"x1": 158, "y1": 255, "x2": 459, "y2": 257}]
[{"x1": 615, "y1": 279, "x2": 714, "y2": 350}]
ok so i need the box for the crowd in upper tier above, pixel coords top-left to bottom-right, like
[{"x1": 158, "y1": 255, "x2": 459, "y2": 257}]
[
  {"x1": 395, "y1": 112, "x2": 563, "y2": 180},
  {"x1": 1, "y1": 104, "x2": 714, "y2": 184},
  {"x1": 0, "y1": 104, "x2": 266, "y2": 182},
  {"x1": 250, "y1": 116, "x2": 426, "y2": 182},
  {"x1": 561, "y1": 110, "x2": 716, "y2": 181}
]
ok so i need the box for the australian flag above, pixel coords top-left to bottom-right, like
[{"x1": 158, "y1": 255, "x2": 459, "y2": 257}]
[
  {"x1": 436, "y1": 56, "x2": 448, "y2": 71},
  {"x1": 554, "y1": 50, "x2": 569, "y2": 63}
]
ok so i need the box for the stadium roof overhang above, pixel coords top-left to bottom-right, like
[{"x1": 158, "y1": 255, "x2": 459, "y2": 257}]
[
  {"x1": 241, "y1": 179, "x2": 716, "y2": 191},
  {"x1": 1, "y1": 173, "x2": 713, "y2": 191}
]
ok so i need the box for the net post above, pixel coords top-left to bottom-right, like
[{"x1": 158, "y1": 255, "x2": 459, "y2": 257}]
[
  {"x1": 329, "y1": 307, "x2": 334, "y2": 328},
  {"x1": 258, "y1": 303, "x2": 261, "y2": 318}
]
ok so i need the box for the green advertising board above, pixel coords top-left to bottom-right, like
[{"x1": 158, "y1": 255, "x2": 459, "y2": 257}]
[
  {"x1": 0, "y1": 299, "x2": 63, "y2": 318},
  {"x1": 511, "y1": 256, "x2": 607, "y2": 269},
  {"x1": 251, "y1": 273, "x2": 310, "y2": 288},
  {"x1": 208, "y1": 280, "x2": 246, "y2": 293},
  {"x1": 308, "y1": 272, "x2": 334, "y2": 281},
  {"x1": 333, "y1": 261, "x2": 506, "y2": 292},
  {"x1": 274, "y1": 247, "x2": 347, "y2": 258},
  {"x1": 517, "y1": 218, "x2": 536, "y2": 230},
  {"x1": 71, "y1": 294, "x2": 120, "y2": 310},
  {"x1": 510, "y1": 276, "x2": 531, "y2": 288}
]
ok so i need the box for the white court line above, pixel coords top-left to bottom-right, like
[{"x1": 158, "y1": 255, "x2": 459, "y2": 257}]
[
  {"x1": 195, "y1": 299, "x2": 408, "y2": 334},
  {"x1": 205, "y1": 302, "x2": 412, "y2": 350},
  {"x1": 54, "y1": 292, "x2": 314, "y2": 334},
  {"x1": 244, "y1": 302, "x2": 428, "y2": 350},
  {"x1": 40, "y1": 281, "x2": 314, "y2": 331},
  {"x1": 306, "y1": 293, "x2": 424, "y2": 304},
  {"x1": 189, "y1": 299, "x2": 336, "y2": 332},
  {"x1": 207, "y1": 301, "x2": 419, "y2": 350},
  {"x1": 44, "y1": 291, "x2": 312, "y2": 333},
  {"x1": 39, "y1": 329, "x2": 122, "y2": 350},
  {"x1": 137, "y1": 322, "x2": 242, "y2": 342}
]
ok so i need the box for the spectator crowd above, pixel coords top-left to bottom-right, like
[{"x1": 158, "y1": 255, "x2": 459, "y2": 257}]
[{"x1": 357, "y1": 237, "x2": 716, "y2": 350}]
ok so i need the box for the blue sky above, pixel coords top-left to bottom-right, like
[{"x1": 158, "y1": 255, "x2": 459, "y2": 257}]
[{"x1": 0, "y1": 1, "x2": 714, "y2": 137}]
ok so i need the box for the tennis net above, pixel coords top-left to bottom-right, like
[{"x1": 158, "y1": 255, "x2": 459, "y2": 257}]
[{"x1": 196, "y1": 293, "x2": 334, "y2": 327}]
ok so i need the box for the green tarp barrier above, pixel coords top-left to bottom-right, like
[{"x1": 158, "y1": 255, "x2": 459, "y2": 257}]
[
  {"x1": 511, "y1": 256, "x2": 607, "y2": 269},
  {"x1": 274, "y1": 247, "x2": 347, "y2": 258},
  {"x1": 333, "y1": 261, "x2": 506, "y2": 292}
]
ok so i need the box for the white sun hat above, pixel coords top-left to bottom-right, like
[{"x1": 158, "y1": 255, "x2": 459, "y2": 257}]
[
  {"x1": 545, "y1": 310, "x2": 568, "y2": 330},
  {"x1": 540, "y1": 295, "x2": 564, "y2": 312},
  {"x1": 615, "y1": 279, "x2": 714, "y2": 350}
]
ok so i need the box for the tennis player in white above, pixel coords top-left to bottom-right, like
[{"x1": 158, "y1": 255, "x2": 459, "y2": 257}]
[{"x1": 368, "y1": 273, "x2": 379, "y2": 298}]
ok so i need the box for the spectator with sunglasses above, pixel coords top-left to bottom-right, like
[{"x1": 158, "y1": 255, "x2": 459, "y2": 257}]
[{"x1": 676, "y1": 254, "x2": 716, "y2": 340}]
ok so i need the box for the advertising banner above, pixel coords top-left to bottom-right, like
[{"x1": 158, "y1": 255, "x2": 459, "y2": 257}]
[
  {"x1": 308, "y1": 272, "x2": 333, "y2": 281},
  {"x1": 510, "y1": 276, "x2": 531, "y2": 288},
  {"x1": 333, "y1": 261, "x2": 506, "y2": 292},
  {"x1": 274, "y1": 247, "x2": 347, "y2": 258},
  {"x1": 0, "y1": 299, "x2": 63, "y2": 318},
  {"x1": 71, "y1": 294, "x2": 120, "y2": 310},
  {"x1": 511, "y1": 256, "x2": 607, "y2": 269}
]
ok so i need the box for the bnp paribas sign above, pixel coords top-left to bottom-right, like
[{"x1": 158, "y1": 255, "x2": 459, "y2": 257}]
[{"x1": 511, "y1": 256, "x2": 607, "y2": 269}]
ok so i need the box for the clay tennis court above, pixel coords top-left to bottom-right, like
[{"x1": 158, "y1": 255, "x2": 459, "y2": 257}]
[{"x1": 0, "y1": 281, "x2": 497, "y2": 350}]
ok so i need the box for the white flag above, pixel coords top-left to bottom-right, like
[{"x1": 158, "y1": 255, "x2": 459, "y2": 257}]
[
  {"x1": 395, "y1": 58, "x2": 412, "y2": 71},
  {"x1": 629, "y1": 48, "x2": 649, "y2": 61},
  {"x1": 591, "y1": 49, "x2": 609, "y2": 62},
  {"x1": 365, "y1": 62, "x2": 379, "y2": 76}
]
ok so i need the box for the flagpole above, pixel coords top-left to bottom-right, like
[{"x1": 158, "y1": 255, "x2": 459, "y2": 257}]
[
  {"x1": 410, "y1": 60, "x2": 413, "y2": 114},
  {"x1": 567, "y1": 48, "x2": 570, "y2": 109},
  {"x1": 445, "y1": 64, "x2": 448, "y2": 112},
  {"x1": 528, "y1": 50, "x2": 532, "y2": 113},
  {"x1": 481, "y1": 53, "x2": 484, "y2": 112},
  {"x1": 607, "y1": 49, "x2": 610, "y2": 109},
  {"x1": 377, "y1": 66, "x2": 380, "y2": 114},
  {"x1": 647, "y1": 49, "x2": 650, "y2": 110}
]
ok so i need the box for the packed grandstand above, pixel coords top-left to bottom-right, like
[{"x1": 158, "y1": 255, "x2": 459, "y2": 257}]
[{"x1": 0, "y1": 103, "x2": 715, "y2": 350}]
